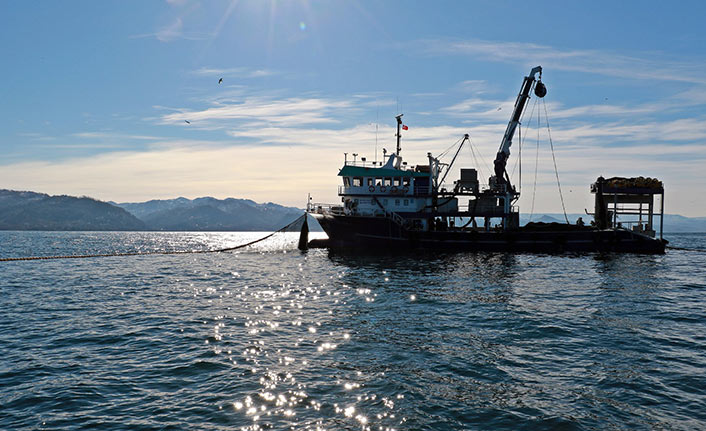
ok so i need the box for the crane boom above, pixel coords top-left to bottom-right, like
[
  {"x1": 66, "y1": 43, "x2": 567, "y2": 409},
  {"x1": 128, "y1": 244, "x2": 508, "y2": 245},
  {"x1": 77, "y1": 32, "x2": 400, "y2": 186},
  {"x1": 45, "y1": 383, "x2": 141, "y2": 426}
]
[{"x1": 493, "y1": 66, "x2": 546, "y2": 188}]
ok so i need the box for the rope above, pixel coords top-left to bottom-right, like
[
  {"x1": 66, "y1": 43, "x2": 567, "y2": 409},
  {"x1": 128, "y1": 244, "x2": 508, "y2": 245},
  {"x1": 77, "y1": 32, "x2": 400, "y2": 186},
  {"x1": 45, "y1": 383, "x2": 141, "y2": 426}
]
[
  {"x1": 0, "y1": 214, "x2": 306, "y2": 262},
  {"x1": 437, "y1": 136, "x2": 463, "y2": 159},
  {"x1": 517, "y1": 123, "x2": 521, "y2": 194},
  {"x1": 528, "y1": 107, "x2": 540, "y2": 222},
  {"x1": 542, "y1": 99, "x2": 570, "y2": 224},
  {"x1": 516, "y1": 96, "x2": 539, "y2": 207},
  {"x1": 467, "y1": 135, "x2": 491, "y2": 181}
]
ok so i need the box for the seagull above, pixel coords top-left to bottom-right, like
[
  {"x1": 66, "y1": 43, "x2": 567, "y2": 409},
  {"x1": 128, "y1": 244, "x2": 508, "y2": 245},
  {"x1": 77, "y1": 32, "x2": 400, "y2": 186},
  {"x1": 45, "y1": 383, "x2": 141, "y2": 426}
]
[
  {"x1": 497, "y1": 107, "x2": 502, "y2": 111},
  {"x1": 218, "y1": 78, "x2": 223, "y2": 84},
  {"x1": 184, "y1": 120, "x2": 191, "y2": 124}
]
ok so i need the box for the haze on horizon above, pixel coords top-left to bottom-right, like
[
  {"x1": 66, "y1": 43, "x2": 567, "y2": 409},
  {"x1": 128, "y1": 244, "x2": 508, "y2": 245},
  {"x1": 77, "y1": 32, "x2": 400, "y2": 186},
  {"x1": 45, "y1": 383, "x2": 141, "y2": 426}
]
[{"x1": 2, "y1": 1, "x2": 705, "y2": 216}]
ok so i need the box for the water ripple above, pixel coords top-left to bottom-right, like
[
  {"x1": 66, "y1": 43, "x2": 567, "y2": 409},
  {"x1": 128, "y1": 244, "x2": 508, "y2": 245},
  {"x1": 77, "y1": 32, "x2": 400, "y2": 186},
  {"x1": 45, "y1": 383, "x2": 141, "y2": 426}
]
[{"x1": 1, "y1": 232, "x2": 705, "y2": 430}]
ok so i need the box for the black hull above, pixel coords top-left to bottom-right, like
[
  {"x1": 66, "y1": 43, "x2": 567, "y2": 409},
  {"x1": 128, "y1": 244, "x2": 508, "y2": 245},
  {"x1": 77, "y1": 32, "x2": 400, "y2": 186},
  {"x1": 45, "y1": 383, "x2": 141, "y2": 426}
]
[{"x1": 312, "y1": 214, "x2": 666, "y2": 254}]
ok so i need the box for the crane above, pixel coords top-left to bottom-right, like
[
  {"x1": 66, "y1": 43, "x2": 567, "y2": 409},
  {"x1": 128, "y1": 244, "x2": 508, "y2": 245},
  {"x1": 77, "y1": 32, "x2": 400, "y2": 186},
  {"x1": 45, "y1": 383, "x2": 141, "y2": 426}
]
[{"x1": 491, "y1": 66, "x2": 546, "y2": 193}]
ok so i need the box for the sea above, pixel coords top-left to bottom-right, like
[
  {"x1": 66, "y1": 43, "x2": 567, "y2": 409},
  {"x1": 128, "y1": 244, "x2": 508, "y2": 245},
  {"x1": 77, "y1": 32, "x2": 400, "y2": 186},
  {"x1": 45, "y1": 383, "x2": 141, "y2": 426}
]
[{"x1": 1, "y1": 231, "x2": 705, "y2": 430}]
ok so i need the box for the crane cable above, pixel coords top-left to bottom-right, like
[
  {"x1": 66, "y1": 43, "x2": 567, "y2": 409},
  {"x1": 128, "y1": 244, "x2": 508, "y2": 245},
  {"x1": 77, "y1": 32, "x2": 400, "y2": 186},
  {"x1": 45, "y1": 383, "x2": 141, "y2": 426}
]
[
  {"x1": 528, "y1": 103, "x2": 541, "y2": 222},
  {"x1": 514, "y1": 92, "x2": 539, "y2": 204},
  {"x1": 437, "y1": 136, "x2": 464, "y2": 159},
  {"x1": 542, "y1": 98, "x2": 570, "y2": 224},
  {"x1": 467, "y1": 134, "x2": 491, "y2": 181},
  {"x1": 0, "y1": 214, "x2": 307, "y2": 262},
  {"x1": 512, "y1": 81, "x2": 539, "y2": 179}
]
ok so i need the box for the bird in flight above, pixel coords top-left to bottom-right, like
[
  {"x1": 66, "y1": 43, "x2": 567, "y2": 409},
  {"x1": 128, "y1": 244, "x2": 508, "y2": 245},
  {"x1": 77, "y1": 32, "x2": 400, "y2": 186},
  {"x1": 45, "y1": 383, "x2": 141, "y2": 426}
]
[
  {"x1": 184, "y1": 120, "x2": 191, "y2": 124},
  {"x1": 218, "y1": 78, "x2": 223, "y2": 84}
]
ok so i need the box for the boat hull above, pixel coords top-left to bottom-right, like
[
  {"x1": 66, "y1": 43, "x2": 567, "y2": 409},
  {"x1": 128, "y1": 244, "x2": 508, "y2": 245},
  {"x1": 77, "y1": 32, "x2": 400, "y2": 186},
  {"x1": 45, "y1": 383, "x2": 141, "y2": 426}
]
[{"x1": 312, "y1": 214, "x2": 666, "y2": 254}]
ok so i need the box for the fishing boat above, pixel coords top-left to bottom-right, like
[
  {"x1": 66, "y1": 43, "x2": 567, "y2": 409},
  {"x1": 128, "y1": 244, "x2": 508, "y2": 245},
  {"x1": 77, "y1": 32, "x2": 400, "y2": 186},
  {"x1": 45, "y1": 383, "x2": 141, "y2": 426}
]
[{"x1": 307, "y1": 67, "x2": 667, "y2": 253}]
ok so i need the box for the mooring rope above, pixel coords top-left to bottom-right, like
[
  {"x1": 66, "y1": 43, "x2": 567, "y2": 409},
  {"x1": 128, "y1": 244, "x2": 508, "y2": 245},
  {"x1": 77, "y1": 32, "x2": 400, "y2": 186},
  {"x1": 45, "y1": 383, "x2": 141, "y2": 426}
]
[{"x1": 0, "y1": 214, "x2": 306, "y2": 262}]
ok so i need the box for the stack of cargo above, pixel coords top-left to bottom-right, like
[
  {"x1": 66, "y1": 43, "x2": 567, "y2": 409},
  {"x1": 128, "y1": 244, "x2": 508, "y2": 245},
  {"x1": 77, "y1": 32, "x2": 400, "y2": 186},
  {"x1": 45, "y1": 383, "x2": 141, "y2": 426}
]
[{"x1": 604, "y1": 177, "x2": 663, "y2": 190}]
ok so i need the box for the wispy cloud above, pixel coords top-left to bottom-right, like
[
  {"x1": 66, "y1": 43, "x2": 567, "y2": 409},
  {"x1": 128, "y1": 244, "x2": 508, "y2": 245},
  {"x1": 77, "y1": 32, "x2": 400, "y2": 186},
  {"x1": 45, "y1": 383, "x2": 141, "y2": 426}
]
[
  {"x1": 420, "y1": 38, "x2": 706, "y2": 84},
  {"x1": 192, "y1": 67, "x2": 277, "y2": 79},
  {"x1": 157, "y1": 96, "x2": 356, "y2": 128},
  {"x1": 72, "y1": 132, "x2": 165, "y2": 140},
  {"x1": 3, "y1": 119, "x2": 705, "y2": 213},
  {"x1": 16, "y1": 132, "x2": 56, "y2": 141},
  {"x1": 130, "y1": 17, "x2": 211, "y2": 42},
  {"x1": 456, "y1": 80, "x2": 489, "y2": 94}
]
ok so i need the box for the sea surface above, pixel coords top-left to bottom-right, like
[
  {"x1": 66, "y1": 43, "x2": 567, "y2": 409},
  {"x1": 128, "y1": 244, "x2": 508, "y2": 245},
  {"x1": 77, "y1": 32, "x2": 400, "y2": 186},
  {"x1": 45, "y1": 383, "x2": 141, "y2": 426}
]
[{"x1": 1, "y1": 231, "x2": 705, "y2": 430}]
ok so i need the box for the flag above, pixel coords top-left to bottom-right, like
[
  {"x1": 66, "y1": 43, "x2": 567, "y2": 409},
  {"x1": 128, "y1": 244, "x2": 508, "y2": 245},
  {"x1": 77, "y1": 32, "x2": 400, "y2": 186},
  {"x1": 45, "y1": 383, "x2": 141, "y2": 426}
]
[{"x1": 402, "y1": 124, "x2": 408, "y2": 130}]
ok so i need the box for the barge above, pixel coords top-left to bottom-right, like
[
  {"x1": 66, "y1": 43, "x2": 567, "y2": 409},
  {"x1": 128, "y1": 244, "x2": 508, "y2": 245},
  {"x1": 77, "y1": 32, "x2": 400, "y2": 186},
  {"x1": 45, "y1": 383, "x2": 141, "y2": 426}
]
[{"x1": 308, "y1": 67, "x2": 667, "y2": 253}]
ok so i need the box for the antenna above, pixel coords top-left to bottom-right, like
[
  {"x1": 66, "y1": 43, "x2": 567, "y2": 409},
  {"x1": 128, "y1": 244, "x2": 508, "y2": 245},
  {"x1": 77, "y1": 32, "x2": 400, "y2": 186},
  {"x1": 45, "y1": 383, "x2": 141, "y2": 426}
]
[
  {"x1": 370, "y1": 120, "x2": 379, "y2": 165},
  {"x1": 376, "y1": 105, "x2": 379, "y2": 164}
]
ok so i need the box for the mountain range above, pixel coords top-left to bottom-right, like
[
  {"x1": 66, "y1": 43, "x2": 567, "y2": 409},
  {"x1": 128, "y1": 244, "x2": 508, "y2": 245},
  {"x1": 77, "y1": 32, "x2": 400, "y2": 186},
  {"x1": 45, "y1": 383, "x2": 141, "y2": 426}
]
[
  {"x1": 1, "y1": 189, "x2": 705, "y2": 232},
  {"x1": 0, "y1": 189, "x2": 145, "y2": 231},
  {"x1": 0, "y1": 190, "x2": 304, "y2": 231},
  {"x1": 113, "y1": 197, "x2": 303, "y2": 231}
]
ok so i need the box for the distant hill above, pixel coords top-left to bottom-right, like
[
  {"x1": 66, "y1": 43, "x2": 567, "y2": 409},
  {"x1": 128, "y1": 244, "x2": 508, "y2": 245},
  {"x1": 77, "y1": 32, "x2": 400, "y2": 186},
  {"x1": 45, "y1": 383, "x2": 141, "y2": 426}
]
[
  {"x1": 0, "y1": 189, "x2": 145, "y2": 231},
  {"x1": 115, "y1": 197, "x2": 305, "y2": 231}
]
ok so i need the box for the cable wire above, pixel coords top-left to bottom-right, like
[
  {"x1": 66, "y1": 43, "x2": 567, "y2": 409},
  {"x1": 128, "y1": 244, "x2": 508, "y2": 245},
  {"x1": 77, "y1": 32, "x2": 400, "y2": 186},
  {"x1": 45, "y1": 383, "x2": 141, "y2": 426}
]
[{"x1": 542, "y1": 99, "x2": 570, "y2": 224}]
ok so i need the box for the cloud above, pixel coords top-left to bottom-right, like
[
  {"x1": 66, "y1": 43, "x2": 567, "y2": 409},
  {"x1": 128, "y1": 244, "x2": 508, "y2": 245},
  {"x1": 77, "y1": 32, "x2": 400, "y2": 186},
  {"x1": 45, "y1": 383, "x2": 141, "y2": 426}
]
[
  {"x1": 192, "y1": 67, "x2": 277, "y2": 79},
  {"x1": 420, "y1": 39, "x2": 706, "y2": 84},
  {"x1": 16, "y1": 132, "x2": 56, "y2": 141},
  {"x1": 3, "y1": 112, "x2": 706, "y2": 215},
  {"x1": 157, "y1": 96, "x2": 357, "y2": 128},
  {"x1": 72, "y1": 132, "x2": 165, "y2": 141},
  {"x1": 130, "y1": 17, "x2": 212, "y2": 42},
  {"x1": 156, "y1": 18, "x2": 183, "y2": 42},
  {"x1": 456, "y1": 80, "x2": 489, "y2": 94}
]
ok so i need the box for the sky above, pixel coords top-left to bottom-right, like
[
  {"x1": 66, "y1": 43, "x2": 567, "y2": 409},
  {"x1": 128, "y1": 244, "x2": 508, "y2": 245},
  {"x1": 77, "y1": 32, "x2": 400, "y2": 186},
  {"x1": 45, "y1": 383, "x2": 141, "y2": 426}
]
[{"x1": 2, "y1": 0, "x2": 706, "y2": 216}]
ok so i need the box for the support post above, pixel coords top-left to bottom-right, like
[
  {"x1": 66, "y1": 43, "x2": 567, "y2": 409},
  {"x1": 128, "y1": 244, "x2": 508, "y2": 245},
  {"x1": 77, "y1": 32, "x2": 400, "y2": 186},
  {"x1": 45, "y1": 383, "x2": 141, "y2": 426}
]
[
  {"x1": 297, "y1": 214, "x2": 309, "y2": 251},
  {"x1": 660, "y1": 192, "x2": 664, "y2": 240}
]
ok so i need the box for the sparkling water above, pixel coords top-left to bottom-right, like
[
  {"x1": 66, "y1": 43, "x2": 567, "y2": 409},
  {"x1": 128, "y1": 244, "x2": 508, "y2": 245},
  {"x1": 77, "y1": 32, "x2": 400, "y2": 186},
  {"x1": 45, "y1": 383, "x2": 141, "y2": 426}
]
[{"x1": 1, "y1": 232, "x2": 705, "y2": 430}]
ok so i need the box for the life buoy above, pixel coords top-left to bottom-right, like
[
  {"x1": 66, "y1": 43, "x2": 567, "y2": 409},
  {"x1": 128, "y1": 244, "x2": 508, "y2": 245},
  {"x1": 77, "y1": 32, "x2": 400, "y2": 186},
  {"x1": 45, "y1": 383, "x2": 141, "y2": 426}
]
[
  {"x1": 369, "y1": 185, "x2": 375, "y2": 192},
  {"x1": 391, "y1": 186, "x2": 398, "y2": 193},
  {"x1": 380, "y1": 186, "x2": 387, "y2": 193},
  {"x1": 403, "y1": 186, "x2": 410, "y2": 193}
]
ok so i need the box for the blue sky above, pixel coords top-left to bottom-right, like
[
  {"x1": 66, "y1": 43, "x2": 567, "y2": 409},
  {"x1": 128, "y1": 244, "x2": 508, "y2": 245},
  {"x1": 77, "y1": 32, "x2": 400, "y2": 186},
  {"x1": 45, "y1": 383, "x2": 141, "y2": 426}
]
[{"x1": 2, "y1": 0, "x2": 706, "y2": 215}]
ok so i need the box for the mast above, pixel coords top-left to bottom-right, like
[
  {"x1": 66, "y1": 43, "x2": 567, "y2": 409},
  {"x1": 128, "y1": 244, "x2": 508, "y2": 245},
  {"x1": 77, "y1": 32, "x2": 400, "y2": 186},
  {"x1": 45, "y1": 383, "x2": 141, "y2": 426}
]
[{"x1": 395, "y1": 114, "x2": 403, "y2": 155}]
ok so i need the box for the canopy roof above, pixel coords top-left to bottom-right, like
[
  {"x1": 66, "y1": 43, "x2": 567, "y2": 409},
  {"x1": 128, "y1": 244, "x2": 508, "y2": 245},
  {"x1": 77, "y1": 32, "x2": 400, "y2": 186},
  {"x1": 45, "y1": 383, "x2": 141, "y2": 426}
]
[{"x1": 338, "y1": 165, "x2": 430, "y2": 178}]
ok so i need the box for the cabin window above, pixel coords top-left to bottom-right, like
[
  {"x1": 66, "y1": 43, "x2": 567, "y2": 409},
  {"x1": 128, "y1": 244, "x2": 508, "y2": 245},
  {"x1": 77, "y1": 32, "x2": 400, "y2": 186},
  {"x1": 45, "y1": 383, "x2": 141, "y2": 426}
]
[
  {"x1": 395, "y1": 199, "x2": 400, "y2": 206},
  {"x1": 367, "y1": 178, "x2": 374, "y2": 186},
  {"x1": 375, "y1": 177, "x2": 382, "y2": 186},
  {"x1": 353, "y1": 177, "x2": 363, "y2": 187},
  {"x1": 383, "y1": 199, "x2": 388, "y2": 205},
  {"x1": 384, "y1": 178, "x2": 392, "y2": 187},
  {"x1": 393, "y1": 178, "x2": 401, "y2": 187},
  {"x1": 410, "y1": 199, "x2": 415, "y2": 204},
  {"x1": 403, "y1": 177, "x2": 411, "y2": 186},
  {"x1": 404, "y1": 199, "x2": 409, "y2": 206},
  {"x1": 343, "y1": 177, "x2": 351, "y2": 186}
]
